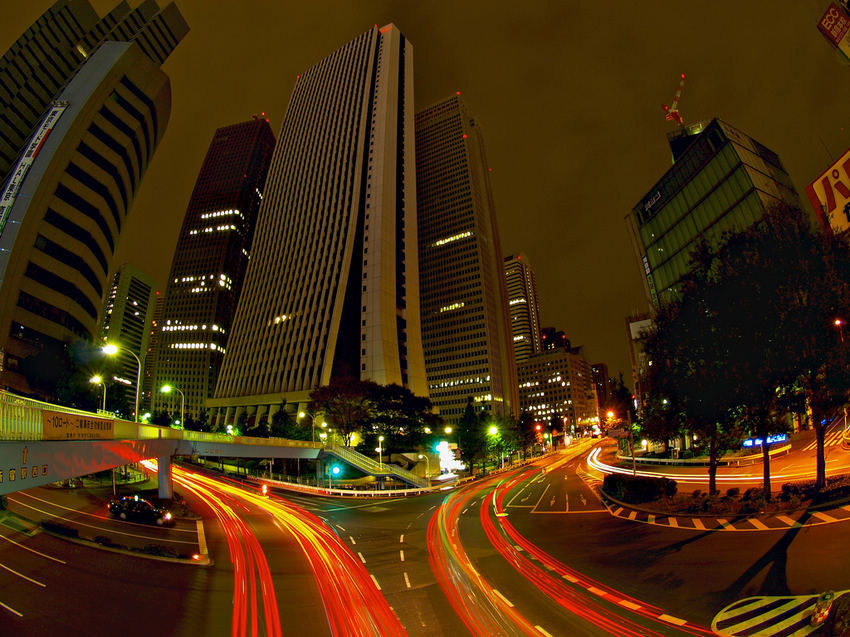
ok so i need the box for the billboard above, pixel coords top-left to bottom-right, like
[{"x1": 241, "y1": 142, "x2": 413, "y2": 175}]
[
  {"x1": 42, "y1": 410, "x2": 114, "y2": 440},
  {"x1": 0, "y1": 101, "x2": 67, "y2": 240},
  {"x1": 818, "y1": 3, "x2": 850, "y2": 60},
  {"x1": 805, "y1": 146, "x2": 850, "y2": 235}
]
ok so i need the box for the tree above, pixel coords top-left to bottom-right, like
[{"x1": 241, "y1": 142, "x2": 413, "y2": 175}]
[
  {"x1": 153, "y1": 410, "x2": 171, "y2": 427},
  {"x1": 367, "y1": 384, "x2": 434, "y2": 457},
  {"x1": 456, "y1": 397, "x2": 487, "y2": 474},
  {"x1": 309, "y1": 378, "x2": 377, "y2": 446},
  {"x1": 516, "y1": 411, "x2": 537, "y2": 460}
]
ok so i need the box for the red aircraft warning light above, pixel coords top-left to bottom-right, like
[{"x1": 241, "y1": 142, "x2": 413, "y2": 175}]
[{"x1": 662, "y1": 73, "x2": 686, "y2": 127}]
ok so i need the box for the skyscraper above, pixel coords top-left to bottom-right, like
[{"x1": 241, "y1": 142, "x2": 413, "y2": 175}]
[
  {"x1": 627, "y1": 118, "x2": 802, "y2": 306},
  {"x1": 416, "y1": 95, "x2": 517, "y2": 423},
  {"x1": 210, "y1": 25, "x2": 427, "y2": 427},
  {"x1": 0, "y1": 0, "x2": 188, "y2": 186},
  {"x1": 504, "y1": 253, "x2": 542, "y2": 364},
  {"x1": 98, "y1": 263, "x2": 157, "y2": 415},
  {"x1": 0, "y1": 30, "x2": 185, "y2": 398},
  {"x1": 153, "y1": 117, "x2": 275, "y2": 421}
]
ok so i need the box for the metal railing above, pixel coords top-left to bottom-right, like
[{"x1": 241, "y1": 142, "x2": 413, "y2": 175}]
[{"x1": 323, "y1": 442, "x2": 429, "y2": 488}]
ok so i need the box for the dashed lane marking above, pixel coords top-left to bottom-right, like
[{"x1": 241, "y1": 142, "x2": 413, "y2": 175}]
[
  {"x1": 535, "y1": 625, "x2": 554, "y2": 637},
  {"x1": 619, "y1": 599, "x2": 642, "y2": 611},
  {"x1": 657, "y1": 614, "x2": 688, "y2": 626},
  {"x1": 403, "y1": 572, "x2": 411, "y2": 589},
  {"x1": 371, "y1": 574, "x2": 381, "y2": 590},
  {"x1": 492, "y1": 589, "x2": 514, "y2": 608},
  {"x1": 0, "y1": 600, "x2": 22, "y2": 618}
]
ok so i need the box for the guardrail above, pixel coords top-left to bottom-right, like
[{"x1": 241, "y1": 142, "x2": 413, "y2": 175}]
[{"x1": 616, "y1": 443, "x2": 792, "y2": 467}]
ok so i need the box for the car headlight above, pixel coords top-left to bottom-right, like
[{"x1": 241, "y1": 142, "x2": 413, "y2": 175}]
[{"x1": 164, "y1": 512, "x2": 172, "y2": 520}]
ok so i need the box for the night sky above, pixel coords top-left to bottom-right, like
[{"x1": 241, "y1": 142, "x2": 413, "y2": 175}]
[{"x1": 4, "y1": 1, "x2": 850, "y2": 385}]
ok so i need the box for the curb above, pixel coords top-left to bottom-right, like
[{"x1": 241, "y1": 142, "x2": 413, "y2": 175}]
[{"x1": 38, "y1": 527, "x2": 212, "y2": 566}]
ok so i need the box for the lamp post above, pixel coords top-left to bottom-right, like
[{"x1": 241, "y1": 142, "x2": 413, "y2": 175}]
[
  {"x1": 377, "y1": 435, "x2": 384, "y2": 469},
  {"x1": 161, "y1": 384, "x2": 184, "y2": 428},
  {"x1": 836, "y1": 318, "x2": 845, "y2": 344},
  {"x1": 330, "y1": 464, "x2": 340, "y2": 489},
  {"x1": 417, "y1": 453, "x2": 430, "y2": 478},
  {"x1": 319, "y1": 431, "x2": 327, "y2": 446},
  {"x1": 90, "y1": 375, "x2": 106, "y2": 411},
  {"x1": 103, "y1": 343, "x2": 141, "y2": 422}
]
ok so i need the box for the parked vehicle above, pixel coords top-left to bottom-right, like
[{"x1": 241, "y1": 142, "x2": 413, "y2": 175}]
[{"x1": 108, "y1": 495, "x2": 173, "y2": 526}]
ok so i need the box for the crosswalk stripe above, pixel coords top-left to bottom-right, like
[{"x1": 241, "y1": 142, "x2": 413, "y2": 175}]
[
  {"x1": 647, "y1": 515, "x2": 655, "y2": 524},
  {"x1": 667, "y1": 517, "x2": 678, "y2": 528},
  {"x1": 748, "y1": 518, "x2": 769, "y2": 530},
  {"x1": 613, "y1": 507, "x2": 623, "y2": 516},
  {"x1": 712, "y1": 594, "x2": 835, "y2": 637},
  {"x1": 692, "y1": 518, "x2": 705, "y2": 530},
  {"x1": 812, "y1": 511, "x2": 837, "y2": 523},
  {"x1": 717, "y1": 518, "x2": 733, "y2": 530},
  {"x1": 627, "y1": 510, "x2": 637, "y2": 520},
  {"x1": 776, "y1": 515, "x2": 800, "y2": 527}
]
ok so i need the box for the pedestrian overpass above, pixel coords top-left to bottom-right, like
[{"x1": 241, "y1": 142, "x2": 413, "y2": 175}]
[{"x1": 0, "y1": 390, "x2": 428, "y2": 498}]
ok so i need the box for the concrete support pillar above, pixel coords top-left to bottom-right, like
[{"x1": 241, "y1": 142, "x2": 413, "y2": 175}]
[{"x1": 158, "y1": 455, "x2": 173, "y2": 500}]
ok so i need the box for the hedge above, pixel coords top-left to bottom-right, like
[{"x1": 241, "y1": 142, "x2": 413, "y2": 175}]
[{"x1": 602, "y1": 473, "x2": 677, "y2": 503}]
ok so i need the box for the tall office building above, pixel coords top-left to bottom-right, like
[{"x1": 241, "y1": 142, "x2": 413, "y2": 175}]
[
  {"x1": 153, "y1": 118, "x2": 275, "y2": 421},
  {"x1": 98, "y1": 263, "x2": 157, "y2": 414},
  {"x1": 0, "y1": 2, "x2": 187, "y2": 398},
  {"x1": 627, "y1": 119, "x2": 801, "y2": 306},
  {"x1": 518, "y1": 342, "x2": 598, "y2": 430},
  {"x1": 416, "y1": 95, "x2": 517, "y2": 423},
  {"x1": 591, "y1": 362, "x2": 611, "y2": 413},
  {"x1": 140, "y1": 291, "x2": 164, "y2": 414},
  {"x1": 0, "y1": 0, "x2": 188, "y2": 186},
  {"x1": 504, "y1": 253, "x2": 542, "y2": 364},
  {"x1": 210, "y1": 25, "x2": 427, "y2": 427}
]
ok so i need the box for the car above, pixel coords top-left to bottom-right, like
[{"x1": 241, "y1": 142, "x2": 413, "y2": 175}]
[{"x1": 108, "y1": 495, "x2": 173, "y2": 526}]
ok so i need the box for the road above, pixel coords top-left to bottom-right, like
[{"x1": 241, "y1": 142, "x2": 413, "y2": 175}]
[{"x1": 0, "y1": 438, "x2": 847, "y2": 636}]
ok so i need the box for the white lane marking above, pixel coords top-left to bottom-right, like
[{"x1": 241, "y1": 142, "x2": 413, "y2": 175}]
[
  {"x1": 535, "y1": 625, "x2": 554, "y2": 637},
  {"x1": 532, "y1": 484, "x2": 551, "y2": 512},
  {"x1": 399, "y1": 534, "x2": 404, "y2": 543},
  {"x1": 563, "y1": 573, "x2": 579, "y2": 583},
  {"x1": 0, "y1": 530, "x2": 65, "y2": 564},
  {"x1": 358, "y1": 552, "x2": 366, "y2": 563},
  {"x1": 349, "y1": 536, "x2": 356, "y2": 545},
  {"x1": 0, "y1": 600, "x2": 23, "y2": 617},
  {"x1": 619, "y1": 599, "x2": 642, "y2": 611},
  {"x1": 462, "y1": 508, "x2": 468, "y2": 515},
  {"x1": 403, "y1": 572, "x2": 411, "y2": 588},
  {"x1": 400, "y1": 550, "x2": 405, "y2": 562},
  {"x1": 587, "y1": 586, "x2": 607, "y2": 597},
  {"x1": 12, "y1": 500, "x2": 196, "y2": 544},
  {"x1": 196, "y1": 520, "x2": 208, "y2": 555},
  {"x1": 492, "y1": 589, "x2": 514, "y2": 607},
  {"x1": 335, "y1": 524, "x2": 346, "y2": 531},
  {"x1": 658, "y1": 614, "x2": 688, "y2": 626},
  {"x1": 12, "y1": 493, "x2": 199, "y2": 532},
  {"x1": 0, "y1": 561, "x2": 45, "y2": 587},
  {"x1": 371, "y1": 574, "x2": 381, "y2": 590}
]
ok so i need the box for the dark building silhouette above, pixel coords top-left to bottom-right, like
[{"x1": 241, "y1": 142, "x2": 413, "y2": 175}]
[{"x1": 152, "y1": 117, "x2": 276, "y2": 421}]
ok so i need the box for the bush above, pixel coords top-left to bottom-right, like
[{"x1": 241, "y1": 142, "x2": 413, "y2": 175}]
[
  {"x1": 603, "y1": 474, "x2": 677, "y2": 503},
  {"x1": 94, "y1": 535, "x2": 123, "y2": 549},
  {"x1": 825, "y1": 593, "x2": 850, "y2": 636},
  {"x1": 0, "y1": 494, "x2": 7, "y2": 510},
  {"x1": 139, "y1": 544, "x2": 179, "y2": 558},
  {"x1": 726, "y1": 488, "x2": 740, "y2": 498},
  {"x1": 41, "y1": 520, "x2": 78, "y2": 538}
]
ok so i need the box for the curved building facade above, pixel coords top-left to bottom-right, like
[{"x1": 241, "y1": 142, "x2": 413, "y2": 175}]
[{"x1": 0, "y1": 41, "x2": 172, "y2": 395}]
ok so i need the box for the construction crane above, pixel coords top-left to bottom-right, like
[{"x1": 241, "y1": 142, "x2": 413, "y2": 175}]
[{"x1": 662, "y1": 73, "x2": 686, "y2": 126}]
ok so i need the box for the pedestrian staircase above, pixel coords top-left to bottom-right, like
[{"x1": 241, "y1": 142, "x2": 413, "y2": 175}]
[{"x1": 322, "y1": 442, "x2": 429, "y2": 488}]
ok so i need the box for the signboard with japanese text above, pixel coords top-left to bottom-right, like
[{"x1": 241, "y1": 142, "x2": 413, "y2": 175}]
[
  {"x1": 805, "y1": 146, "x2": 850, "y2": 235},
  {"x1": 42, "y1": 410, "x2": 113, "y2": 440},
  {"x1": 0, "y1": 102, "x2": 67, "y2": 240},
  {"x1": 818, "y1": 3, "x2": 850, "y2": 60}
]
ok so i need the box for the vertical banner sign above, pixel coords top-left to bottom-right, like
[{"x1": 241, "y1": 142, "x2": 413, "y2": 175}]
[
  {"x1": 0, "y1": 102, "x2": 67, "y2": 240},
  {"x1": 805, "y1": 146, "x2": 850, "y2": 235},
  {"x1": 818, "y1": 3, "x2": 850, "y2": 60}
]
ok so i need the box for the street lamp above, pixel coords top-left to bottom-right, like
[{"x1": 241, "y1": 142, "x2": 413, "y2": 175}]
[
  {"x1": 835, "y1": 318, "x2": 845, "y2": 343},
  {"x1": 418, "y1": 453, "x2": 430, "y2": 478},
  {"x1": 160, "y1": 384, "x2": 184, "y2": 429},
  {"x1": 330, "y1": 464, "x2": 340, "y2": 489},
  {"x1": 90, "y1": 375, "x2": 106, "y2": 411},
  {"x1": 103, "y1": 343, "x2": 141, "y2": 422},
  {"x1": 319, "y1": 431, "x2": 327, "y2": 445},
  {"x1": 377, "y1": 435, "x2": 385, "y2": 469}
]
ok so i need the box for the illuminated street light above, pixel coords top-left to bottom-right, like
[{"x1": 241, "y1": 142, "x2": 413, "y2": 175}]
[
  {"x1": 90, "y1": 375, "x2": 106, "y2": 411},
  {"x1": 377, "y1": 435, "x2": 385, "y2": 469},
  {"x1": 103, "y1": 343, "x2": 142, "y2": 422},
  {"x1": 330, "y1": 464, "x2": 341, "y2": 489},
  {"x1": 445, "y1": 426, "x2": 453, "y2": 434},
  {"x1": 835, "y1": 318, "x2": 845, "y2": 343},
  {"x1": 488, "y1": 425, "x2": 498, "y2": 436},
  {"x1": 417, "y1": 453, "x2": 430, "y2": 478},
  {"x1": 319, "y1": 431, "x2": 327, "y2": 445},
  {"x1": 160, "y1": 384, "x2": 184, "y2": 429}
]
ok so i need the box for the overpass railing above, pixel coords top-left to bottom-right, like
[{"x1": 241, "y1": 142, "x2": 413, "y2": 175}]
[{"x1": 1, "y1": 389, "x2": 100, "y2": 440}]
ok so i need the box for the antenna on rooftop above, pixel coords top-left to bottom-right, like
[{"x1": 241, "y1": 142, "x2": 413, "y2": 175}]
[{"x1": 662, "y1": 73, "x2": 686, "y2": 127}]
